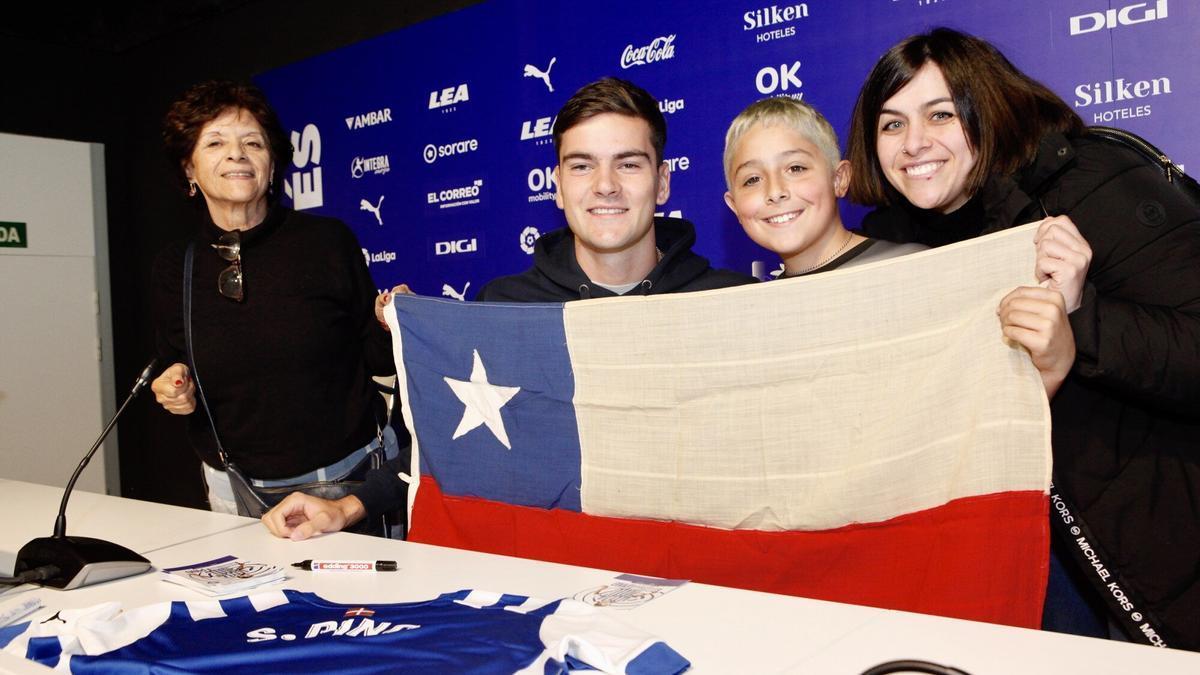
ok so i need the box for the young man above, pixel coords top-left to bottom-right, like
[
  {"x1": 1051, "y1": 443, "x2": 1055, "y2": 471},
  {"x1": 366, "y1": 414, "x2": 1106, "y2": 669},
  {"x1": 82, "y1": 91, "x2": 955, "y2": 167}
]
[{"x1": 263, "y1": 77, "x2": 754, "y2": 540}]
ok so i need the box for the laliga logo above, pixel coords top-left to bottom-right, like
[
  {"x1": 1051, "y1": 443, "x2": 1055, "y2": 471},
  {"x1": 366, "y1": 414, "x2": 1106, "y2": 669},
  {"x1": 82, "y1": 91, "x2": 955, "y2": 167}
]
[
  {"x1": 520, "y1": 226, "x2": 541, "y2": 255},
  {"x1": 1070, "y1": 0, "x2": 1167, "y2": 35},
  {"x1": 621, "y1": 35, "x2": 676, "y2": 69},
  {"x1": 361, "y1": 248, "x2": 396, "y2": 267}
]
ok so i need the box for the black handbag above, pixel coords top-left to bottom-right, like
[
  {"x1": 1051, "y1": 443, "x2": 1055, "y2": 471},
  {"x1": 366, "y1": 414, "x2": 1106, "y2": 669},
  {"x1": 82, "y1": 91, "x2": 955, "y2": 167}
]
[{"x1": 183, "y1": 242, "x2": 392, "y2": 537}]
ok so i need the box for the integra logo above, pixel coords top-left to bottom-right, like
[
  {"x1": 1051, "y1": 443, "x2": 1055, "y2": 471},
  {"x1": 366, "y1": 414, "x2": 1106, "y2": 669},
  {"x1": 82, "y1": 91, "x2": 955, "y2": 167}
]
[
  {"x1": 744, "y1": 4, "x2": 808, "y2": 30},
  {"x1": 344, "y1": 108, "x2": 393, "y2": 130},
  {"x1": 620, "y1": 35, "x2": 676, "y2": 69},
  {"x1": 435, "y1": 238, "x2": 479, "y2": 256},
  {"x1": 1070, "y1": 0, "x2": 1168, "y2": 35},
  {"x1": 429, "y1": 83, "x2": 470, "y2": 110},
  {"x1": 351, "y1": 154, "x2": 390, "y2": 178}
]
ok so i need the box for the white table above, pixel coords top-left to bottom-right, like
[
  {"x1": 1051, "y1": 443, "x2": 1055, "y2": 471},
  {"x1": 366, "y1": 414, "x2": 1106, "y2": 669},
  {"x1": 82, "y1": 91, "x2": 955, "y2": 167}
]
[{"x1": 2, "y1": 482, "x2": 1198, "y2": 673}]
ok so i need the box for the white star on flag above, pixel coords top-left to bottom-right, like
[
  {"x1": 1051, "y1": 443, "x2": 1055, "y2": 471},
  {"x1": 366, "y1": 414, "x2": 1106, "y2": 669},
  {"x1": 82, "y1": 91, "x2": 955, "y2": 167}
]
[{"x1": 444, "y1": 349, "x2": 521, "y2": 449}]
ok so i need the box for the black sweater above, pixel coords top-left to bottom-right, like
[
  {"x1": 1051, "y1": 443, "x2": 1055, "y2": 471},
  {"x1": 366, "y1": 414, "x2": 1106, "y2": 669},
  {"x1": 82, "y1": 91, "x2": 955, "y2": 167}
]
[{"x1": 151, "y1": 206, "x2": 394, "y2": 479}]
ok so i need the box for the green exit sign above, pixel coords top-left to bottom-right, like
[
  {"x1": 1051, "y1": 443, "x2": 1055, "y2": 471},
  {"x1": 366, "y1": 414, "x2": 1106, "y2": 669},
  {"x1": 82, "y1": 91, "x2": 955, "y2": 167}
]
[{"x1": 0, "y1": 221, "x2": 27, "y2": 248}]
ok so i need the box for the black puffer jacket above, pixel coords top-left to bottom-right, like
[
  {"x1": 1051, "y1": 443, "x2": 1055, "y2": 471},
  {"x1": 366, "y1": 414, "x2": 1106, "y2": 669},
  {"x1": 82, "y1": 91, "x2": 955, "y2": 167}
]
[
  {"x1": 477, "y1": 216, "x2": 755, "y2": 301},
  {"x1": 863, "y1": 131, "x2": 1200, "y2": 650}
]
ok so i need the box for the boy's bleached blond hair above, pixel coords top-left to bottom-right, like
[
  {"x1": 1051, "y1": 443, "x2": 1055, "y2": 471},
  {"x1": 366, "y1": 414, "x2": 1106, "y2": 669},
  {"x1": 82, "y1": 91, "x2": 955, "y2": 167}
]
[{"x1": 723, "y1": 97, "x2": 842, "y2": 190}]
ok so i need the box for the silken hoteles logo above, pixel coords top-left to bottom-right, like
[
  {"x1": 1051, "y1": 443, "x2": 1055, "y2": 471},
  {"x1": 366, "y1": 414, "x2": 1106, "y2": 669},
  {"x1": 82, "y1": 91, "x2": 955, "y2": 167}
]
[
  {"x1": 523, "y1": 57, "x2": 556, "y2": 92},
  {"x1": 434, "y1": 237, "x2": 482, "y2": 257},
  {"x1": 520, "y1": 115, "x2": 556, "y2": 145},
  {"x1": 360, "y1": 196, "x2": 385, "y2": 226},
  {"x1": 429, "y1": 83, "x2": 470, "y2": 112},
  {"x1": 744, "y1": 3, "x2": 809, "y2": 44},
  {"x1": 427, "y1": 179, "x2": 484, "y2": 210},
  {"x1": 1074, "y1": 74, "x2": 1171, "y2": 125},
  {"x1": 361, "y1": 247, "x2": 397, "y2": 267},
  {"x1": 422, "y1": 138, "x2": 480, "y2": 164},
  {"x1": 351, "y1": 154, "x2": 390, "y2": 179},
  {"x1": 755, "y1": 61, "x2": 803, "y2": 99},
  {"x1": 441, "y1": 281, "x2": 471, "y2": 302},
  {"x1": 1070, "y1": 0, "x2": 1168, "y2": 35},
  {"x1": 620, "y1": 34, "x2": 676, "y2": 69},
  {"x1": 527, "y1": 166, "x2": 556, "y2": 204},
  {"x1": 284, "y1": 123, "x2": 323, "y2": 210},
  {"x1": 519, "y1": 226, "x2": 541, "y2": 255},
  {"x1": 344, "y1": 107, "x2": 393, "y2": 130}
]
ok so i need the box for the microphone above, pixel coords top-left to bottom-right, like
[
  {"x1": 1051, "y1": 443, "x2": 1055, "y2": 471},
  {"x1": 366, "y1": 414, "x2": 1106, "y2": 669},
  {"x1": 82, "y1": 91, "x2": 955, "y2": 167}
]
[{"x1": 13, "y1": 358, "x2": 161, "y2": 589}]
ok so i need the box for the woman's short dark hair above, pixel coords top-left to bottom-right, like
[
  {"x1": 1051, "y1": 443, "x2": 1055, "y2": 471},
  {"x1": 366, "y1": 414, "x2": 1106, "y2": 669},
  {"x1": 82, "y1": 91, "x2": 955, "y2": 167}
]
[
  {"x1": 553, "y1": 77, "x2": 667, "y2": 163},
  {"x1": 161, "y1": 80, "x2": 291, "y2": 197},
  {"x1": 847, "y1": 27, "x2": 1084, "y2": 207}
]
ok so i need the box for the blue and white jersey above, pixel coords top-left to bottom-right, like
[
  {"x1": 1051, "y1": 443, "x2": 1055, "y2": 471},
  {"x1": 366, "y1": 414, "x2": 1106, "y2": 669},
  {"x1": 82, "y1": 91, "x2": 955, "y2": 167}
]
[{"x1": 0, "y1": 589, "x2": 689, "y2": 674}]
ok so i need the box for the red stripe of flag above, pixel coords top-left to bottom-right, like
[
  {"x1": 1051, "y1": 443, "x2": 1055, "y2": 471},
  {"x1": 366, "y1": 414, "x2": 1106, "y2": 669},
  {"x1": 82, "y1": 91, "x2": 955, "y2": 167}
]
[{"x1": 409, "y1": 476, "x2": 1048, "y2": 628}]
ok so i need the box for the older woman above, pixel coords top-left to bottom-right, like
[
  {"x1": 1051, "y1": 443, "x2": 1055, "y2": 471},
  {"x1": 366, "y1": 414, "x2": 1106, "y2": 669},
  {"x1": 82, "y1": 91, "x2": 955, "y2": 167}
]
[
  {"x1": 846, "y1": 29, "x2": 1200, "y2": 649},
  {"x1": 150, "y1": 81, "x2": 397, "y2": 526}
]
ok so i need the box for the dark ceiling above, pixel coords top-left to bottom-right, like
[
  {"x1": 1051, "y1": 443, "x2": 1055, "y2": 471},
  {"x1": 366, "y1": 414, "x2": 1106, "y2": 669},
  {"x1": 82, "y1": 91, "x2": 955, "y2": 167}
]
[{"x1": 3, "y1": 1, "x2": 262, "y2": 53}]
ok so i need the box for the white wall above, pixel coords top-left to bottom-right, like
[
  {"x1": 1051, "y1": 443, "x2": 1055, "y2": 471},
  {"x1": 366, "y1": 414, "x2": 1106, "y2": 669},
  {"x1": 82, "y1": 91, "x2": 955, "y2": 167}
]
[{"x1": 0, "y1": 132, "x2": 117, "y2": 494}]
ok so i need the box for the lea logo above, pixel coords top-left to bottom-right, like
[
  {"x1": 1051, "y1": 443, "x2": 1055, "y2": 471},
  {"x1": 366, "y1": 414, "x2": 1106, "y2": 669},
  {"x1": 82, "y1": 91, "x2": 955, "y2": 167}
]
[
  {"x1": 1070, "y1": 0, "x2": 1168, "y2": 35},
  {"x1": 429, "y1": 84, "x2": 470, "y2": 110},
  {"x1": 520, "y1": 116, "x2": 556, "y2": 142}
]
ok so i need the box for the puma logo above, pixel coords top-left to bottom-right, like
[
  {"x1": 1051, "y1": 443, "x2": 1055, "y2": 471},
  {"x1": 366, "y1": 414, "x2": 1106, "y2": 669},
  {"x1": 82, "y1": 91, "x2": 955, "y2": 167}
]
[
  {"x1": 359, "y1": 196, "x2": 385, "y2": 225},
  {"x1": 523, "y1": 57, "x2": 556, "y2": 92},
  {"x1": 441, "y1": 282, "x2": 471, "y2": 302}
]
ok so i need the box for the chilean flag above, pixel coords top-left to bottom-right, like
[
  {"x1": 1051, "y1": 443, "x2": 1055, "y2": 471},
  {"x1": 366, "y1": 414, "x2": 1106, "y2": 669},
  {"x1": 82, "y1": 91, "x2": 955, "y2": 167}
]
[{"x1": 386, "y1": 224, "x2": 1051, "y2": 628}]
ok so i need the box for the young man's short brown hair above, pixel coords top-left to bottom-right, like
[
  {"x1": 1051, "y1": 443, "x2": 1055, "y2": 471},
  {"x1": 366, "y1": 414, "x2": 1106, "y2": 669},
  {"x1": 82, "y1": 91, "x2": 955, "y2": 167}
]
[
  {"x1": 553, "y1": 77, "x2": 667, "y2": 163},
  {"x1": 847, "y1": 27, "x2": 1083, "y2": 207}
]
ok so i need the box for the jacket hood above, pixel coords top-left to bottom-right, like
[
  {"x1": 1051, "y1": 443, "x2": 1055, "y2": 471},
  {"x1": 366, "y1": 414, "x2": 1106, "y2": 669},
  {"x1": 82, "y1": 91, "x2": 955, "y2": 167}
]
[{"x1": 532, "y1": 216, "x2": 717, "y2": 298}]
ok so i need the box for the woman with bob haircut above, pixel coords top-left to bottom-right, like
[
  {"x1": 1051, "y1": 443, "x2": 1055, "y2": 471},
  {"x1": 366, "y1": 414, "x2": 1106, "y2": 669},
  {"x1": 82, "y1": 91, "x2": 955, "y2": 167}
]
[
  {"x1": 150, "y1": 80, "x2": 399, "y2": 529},
  {"x1": 846, "y1": 28, "x2": 1200, "y2": 649}
]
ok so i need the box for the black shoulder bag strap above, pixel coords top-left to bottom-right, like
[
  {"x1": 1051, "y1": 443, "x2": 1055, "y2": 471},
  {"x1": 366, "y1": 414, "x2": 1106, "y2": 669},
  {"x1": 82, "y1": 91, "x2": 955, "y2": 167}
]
[{"x1": 184, "y1": 242, "x2": 271, "y2": 516}]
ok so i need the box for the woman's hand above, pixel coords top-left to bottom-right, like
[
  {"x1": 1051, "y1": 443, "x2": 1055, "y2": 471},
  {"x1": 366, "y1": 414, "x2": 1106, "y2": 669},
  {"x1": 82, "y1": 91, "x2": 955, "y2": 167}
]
[
  {"x1": 999, "y1": 286, "x2": 1076, "y2": 399},
  {"x1": 374, "y1": 284, "x2": 412, "y2": 332},
  {"x1": 151, "y1": 362, "x2": 196, "y2": 414},
  {"x1": 1034, "y1": 216, "x2": 1092, "y2": 313}
]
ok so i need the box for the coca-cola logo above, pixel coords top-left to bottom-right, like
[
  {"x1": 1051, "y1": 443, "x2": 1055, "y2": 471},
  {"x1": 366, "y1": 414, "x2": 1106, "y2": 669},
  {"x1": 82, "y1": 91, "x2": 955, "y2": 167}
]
[{"x1": 620, "y1": 35, "x2": 676, "y2": 69}]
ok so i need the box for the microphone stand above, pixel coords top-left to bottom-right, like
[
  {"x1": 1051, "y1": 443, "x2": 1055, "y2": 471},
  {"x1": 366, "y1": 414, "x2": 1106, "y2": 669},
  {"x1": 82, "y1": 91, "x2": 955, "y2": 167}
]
[{"x1": 13, "y1": 359, "x2": 159, "y2": 589}]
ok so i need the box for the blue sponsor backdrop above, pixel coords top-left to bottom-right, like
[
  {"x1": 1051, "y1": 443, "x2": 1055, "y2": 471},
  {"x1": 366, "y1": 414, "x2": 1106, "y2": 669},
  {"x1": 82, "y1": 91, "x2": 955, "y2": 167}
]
[{"x1": 255, "y1": 0, "x2": 1195, "y2": 295}]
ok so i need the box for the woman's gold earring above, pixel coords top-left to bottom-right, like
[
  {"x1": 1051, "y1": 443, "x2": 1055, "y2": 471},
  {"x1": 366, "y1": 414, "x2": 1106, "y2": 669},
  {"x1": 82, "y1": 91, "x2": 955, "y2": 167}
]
[{"x1": 188, "y1": 182, "x2": 197, "y2": 197}]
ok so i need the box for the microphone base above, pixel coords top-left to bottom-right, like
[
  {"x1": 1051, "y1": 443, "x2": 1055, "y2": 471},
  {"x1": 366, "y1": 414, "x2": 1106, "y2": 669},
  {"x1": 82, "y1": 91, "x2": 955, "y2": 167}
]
[{"x1": 15, "y1": 536, "x2": 151, "y2": 590}]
